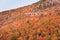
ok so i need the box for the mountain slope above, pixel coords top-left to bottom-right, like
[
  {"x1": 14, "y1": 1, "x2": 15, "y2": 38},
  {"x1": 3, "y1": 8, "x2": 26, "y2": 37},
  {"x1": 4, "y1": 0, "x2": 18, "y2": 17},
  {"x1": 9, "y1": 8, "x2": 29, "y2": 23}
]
[{"x1": 0, "y1": 0, "x2": 60, "y2": 40}]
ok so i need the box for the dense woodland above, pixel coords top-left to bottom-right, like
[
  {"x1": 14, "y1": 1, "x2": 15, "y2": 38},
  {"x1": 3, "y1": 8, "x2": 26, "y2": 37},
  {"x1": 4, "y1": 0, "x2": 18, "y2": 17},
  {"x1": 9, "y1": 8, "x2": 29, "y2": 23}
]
[{"x1": 0, "y1": 0, "x2": 60, "y2": 40}]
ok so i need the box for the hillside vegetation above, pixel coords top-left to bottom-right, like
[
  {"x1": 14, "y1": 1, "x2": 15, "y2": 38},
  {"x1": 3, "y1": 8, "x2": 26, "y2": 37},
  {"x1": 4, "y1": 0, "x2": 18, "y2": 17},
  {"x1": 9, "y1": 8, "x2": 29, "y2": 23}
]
[{"x1": 0, "y1": 0, "x2": 60, "y2": 40}]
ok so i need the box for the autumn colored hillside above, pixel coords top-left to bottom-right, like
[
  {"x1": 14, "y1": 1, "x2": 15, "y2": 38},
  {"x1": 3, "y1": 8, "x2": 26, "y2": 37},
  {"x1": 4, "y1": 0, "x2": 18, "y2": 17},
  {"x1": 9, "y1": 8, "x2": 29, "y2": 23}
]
[{"x1": 0, "y1": 0, "x2": 60, "y2": 40}]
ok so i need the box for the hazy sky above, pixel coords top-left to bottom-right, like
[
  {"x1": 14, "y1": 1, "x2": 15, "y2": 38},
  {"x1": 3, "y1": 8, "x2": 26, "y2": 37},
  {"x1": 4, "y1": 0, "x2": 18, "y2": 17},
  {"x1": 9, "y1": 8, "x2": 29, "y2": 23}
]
[{"x1": 0, "y1": 0, "x2": 39, "y2": 12}]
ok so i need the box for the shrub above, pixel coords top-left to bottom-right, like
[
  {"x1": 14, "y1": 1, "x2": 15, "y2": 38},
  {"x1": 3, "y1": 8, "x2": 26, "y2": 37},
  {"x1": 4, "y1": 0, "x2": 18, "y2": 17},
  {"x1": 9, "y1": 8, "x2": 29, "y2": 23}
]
[{"x1": 11, "y1": 35, "x2": 18, "y2": 40}]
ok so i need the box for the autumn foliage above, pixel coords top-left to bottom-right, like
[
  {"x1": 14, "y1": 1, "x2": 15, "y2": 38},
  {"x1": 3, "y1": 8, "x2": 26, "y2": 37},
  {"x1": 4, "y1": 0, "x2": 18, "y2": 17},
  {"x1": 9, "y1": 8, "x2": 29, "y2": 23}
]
[{"x1": 0, "y1": 0, "x2": 60, "y2": 40}]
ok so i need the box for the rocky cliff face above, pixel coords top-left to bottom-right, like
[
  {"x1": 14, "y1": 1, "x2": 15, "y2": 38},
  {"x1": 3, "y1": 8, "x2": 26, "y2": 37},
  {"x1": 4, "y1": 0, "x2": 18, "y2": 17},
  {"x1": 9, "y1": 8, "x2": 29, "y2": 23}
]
[{"x1": 0, "y1": 0, "x2": 60, "y2": 40}]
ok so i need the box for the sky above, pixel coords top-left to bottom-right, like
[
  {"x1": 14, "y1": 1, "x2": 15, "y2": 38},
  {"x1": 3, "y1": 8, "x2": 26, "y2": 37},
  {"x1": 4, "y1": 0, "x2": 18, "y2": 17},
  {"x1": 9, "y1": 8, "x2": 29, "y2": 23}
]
[{"x1": 0, "y1": 0, "x2": 39, "y2": 12}]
